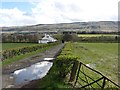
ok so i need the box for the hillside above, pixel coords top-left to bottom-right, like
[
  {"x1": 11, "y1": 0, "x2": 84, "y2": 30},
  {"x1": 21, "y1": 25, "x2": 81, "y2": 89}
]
[{"x1": 2, "y1": 21, "x2": 118, "y2": 33}]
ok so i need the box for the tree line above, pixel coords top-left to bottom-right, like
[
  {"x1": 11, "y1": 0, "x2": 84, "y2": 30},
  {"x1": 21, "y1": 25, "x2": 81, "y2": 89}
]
[{"x1": 2, "y1": 33, "x2": 42, "y2": 43}]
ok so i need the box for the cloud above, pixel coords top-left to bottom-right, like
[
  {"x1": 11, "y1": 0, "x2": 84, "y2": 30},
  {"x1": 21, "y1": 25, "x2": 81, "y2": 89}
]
[
  {"x1": 0, "y1": 8, "x2": 37, "y2": 26},
  {"x1": 0, "y1": 0, "x2": 119, "y2": 26},
  {"x1": 31, "y1": 0, "x2": 118, "y2": 23}
]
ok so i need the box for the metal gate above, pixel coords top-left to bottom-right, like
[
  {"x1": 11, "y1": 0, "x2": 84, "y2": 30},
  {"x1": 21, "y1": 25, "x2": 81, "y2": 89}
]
[{"x1": 69, "y1": 62, "x2": 120, "y2": 89}]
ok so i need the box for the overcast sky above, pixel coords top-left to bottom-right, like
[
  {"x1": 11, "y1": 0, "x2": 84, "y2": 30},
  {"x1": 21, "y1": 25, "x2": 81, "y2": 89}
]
[{"x1": 0, "y1": 0, "x2": 119, "y2": 26}]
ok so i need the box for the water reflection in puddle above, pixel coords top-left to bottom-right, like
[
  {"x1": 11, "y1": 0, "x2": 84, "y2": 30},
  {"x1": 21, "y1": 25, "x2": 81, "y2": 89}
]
[{"x1": 12, "y1": 61, "x2": 53, "y2": 85}]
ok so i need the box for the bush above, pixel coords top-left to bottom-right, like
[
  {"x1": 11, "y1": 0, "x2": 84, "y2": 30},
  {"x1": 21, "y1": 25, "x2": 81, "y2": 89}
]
[
  {"x1": 55, "y1": 55, "x2": 78, "y2": 78},
  {"x1": 62, "y1": 34, "x2": 79, "y2": 42}
]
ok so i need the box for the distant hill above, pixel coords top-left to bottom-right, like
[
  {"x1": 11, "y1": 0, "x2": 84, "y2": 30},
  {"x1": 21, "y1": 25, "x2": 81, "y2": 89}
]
[{"x1": 2, "y1": 21, "x2": 118, "y2": 33}]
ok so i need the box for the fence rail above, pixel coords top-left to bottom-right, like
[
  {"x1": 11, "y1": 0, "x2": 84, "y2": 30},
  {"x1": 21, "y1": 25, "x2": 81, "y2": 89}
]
[{"x1": 69, "y1": 61, "x2": 120, "y2": 89}]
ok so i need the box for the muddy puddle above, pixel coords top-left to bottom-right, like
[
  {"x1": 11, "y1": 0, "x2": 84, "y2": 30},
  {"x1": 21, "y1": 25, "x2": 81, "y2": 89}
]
[{"x1": 12, "y1": 60, "x2": 53, "y2": 85}]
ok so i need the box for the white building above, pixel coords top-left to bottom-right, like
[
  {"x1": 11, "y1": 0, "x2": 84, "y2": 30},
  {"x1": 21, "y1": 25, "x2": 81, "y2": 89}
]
[{"x1": 38, "y1": 34, "x2": 57, "y2": 44}]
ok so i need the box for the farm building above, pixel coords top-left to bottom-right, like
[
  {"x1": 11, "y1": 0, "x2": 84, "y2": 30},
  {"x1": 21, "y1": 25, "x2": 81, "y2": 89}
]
[{"x1": 38, "y1": 34, "x2": 57, "y2": 44}]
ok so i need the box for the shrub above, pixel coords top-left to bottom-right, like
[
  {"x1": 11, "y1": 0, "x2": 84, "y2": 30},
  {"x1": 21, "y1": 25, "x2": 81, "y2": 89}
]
[{"x1": 55, "y1": 55, "x2": 78, "y2": 78}]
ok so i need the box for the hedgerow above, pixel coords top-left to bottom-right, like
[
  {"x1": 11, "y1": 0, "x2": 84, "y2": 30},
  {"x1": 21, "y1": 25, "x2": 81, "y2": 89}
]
[
  {"x1": 55, "y1": 42, "x2": 78, "y2": 78},
  {"x1": 2, "y1": 42, "x2": 59, "y2": 61}
]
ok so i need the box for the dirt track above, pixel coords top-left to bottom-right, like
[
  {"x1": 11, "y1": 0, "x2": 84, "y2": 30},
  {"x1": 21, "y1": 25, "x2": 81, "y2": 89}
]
[{"x1": 2, "y1": 44, "x2": 64, "y2": 89}]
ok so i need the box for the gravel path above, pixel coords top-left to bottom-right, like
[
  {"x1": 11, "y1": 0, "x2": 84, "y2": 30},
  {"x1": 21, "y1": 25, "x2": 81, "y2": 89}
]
[{"x1": 2, "y1": 43, "x2": 64, "y2": 89}]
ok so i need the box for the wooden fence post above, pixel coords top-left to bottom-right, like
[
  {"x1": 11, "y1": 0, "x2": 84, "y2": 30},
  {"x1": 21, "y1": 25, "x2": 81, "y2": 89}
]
[
  {"x1": 69, "y1": 61, "x2": 79, "y2": 82},
  {"x1": 74, "y1": 62, "x2": 82, "y2": 86}
]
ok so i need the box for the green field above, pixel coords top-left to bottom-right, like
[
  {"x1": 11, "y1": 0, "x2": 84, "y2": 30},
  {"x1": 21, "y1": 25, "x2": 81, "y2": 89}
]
[
  {"x1": 2, "y1": 43, "x2": 38, "y2": 51},
  {"x1": 72, "y1": 42, "x2": 118, "y2": 84},
  {"x1": 78, "y1": 34, "x2": 118, "y2": 37}
]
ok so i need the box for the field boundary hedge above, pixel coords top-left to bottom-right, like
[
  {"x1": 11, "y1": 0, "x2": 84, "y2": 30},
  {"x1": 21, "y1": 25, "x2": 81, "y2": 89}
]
[
  {"x1": 2, "y1": 42, "x2": 59, "y2": 61},
  {"x1": 55, "y1": 42, "x2": 79, "y2": 79}
]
